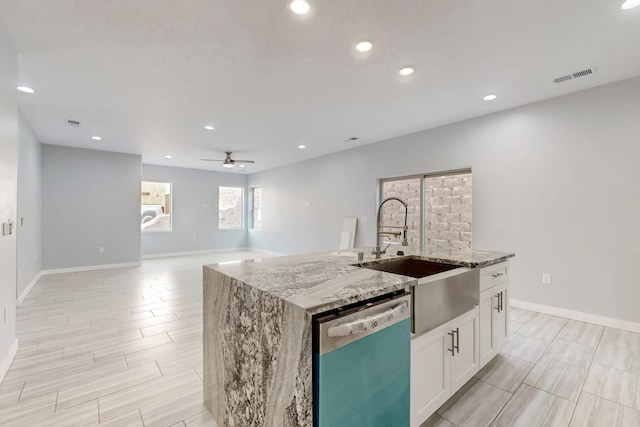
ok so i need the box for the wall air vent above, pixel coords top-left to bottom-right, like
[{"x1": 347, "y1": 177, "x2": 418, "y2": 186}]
[
  {"x1": 66, "y1": 119, "x2": 80, "y2": 127},
  {"x1": 553, "y1": 67, "x2": 596, "y2": 84}
]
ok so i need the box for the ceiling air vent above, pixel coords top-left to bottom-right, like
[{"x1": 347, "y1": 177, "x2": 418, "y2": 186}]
[
  {"x1": 553, "y1": 67, "x2": 596, "y2": 84},
  {"x1": 553, "y1": 75, "x2": 573, "y2": 84},
  {"x1": 66, "y1": 119, "x2": 80, "y2": 127},
  {"x1": 572, "y1": 68, "x2": 594, "y2": 79}
]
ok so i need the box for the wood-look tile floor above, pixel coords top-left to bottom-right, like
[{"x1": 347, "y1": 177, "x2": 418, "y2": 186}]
[
  {"x1": 0, "y1": 250, "x2": 273, "y2": 427},
  {"x1": 2, "y1": 252, "x2": 638, "y2": 426},
  {"x1": 424, "y1": 310, "x2": 640, "y2": 427}
]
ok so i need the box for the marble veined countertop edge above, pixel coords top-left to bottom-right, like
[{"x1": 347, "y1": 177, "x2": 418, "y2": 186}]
[{"x1": 204, "y1": 247, "x2": 514, "y2": 314}]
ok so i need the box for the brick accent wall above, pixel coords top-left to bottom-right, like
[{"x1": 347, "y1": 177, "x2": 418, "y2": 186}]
[
  {"x1": 381, "y1": 172, "x2": 472, "y2": 250},
  {"x1": 425, "y1": 173, "x2": 472, "y2": 250}
]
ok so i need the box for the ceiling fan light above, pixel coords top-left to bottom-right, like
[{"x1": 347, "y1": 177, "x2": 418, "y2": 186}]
[{"x1": 222, "y1": 163, "x2": 235, "y2": 168}]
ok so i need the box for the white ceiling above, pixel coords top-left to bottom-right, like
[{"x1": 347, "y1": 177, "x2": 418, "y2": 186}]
[{"x1": 1, "y1": 0, "x2": 639, "y2": 173}]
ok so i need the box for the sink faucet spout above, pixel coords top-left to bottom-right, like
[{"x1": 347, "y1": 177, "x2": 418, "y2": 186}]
[{"x1": 372, "y1": 197, "x2": 409, "y2": 259}]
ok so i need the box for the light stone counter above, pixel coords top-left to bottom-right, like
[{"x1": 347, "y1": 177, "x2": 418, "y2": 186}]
[{"x1": 203, "y1": 248, "x2": 514, "y2": 427}]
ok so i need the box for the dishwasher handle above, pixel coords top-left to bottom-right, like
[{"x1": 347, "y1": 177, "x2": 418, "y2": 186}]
[{"x1": 327, "y1": 300, "x2": 409, "y2": 338}]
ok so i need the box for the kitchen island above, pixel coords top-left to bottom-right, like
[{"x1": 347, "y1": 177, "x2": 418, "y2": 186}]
[{"x1": 203, "y1": 248, "x2": 514, "y2": 427}]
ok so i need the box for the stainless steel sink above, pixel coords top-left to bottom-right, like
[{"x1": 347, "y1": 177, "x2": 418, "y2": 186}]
[
  {"x1": 356, "y1": 257, "x2": 479, "y2": 335},
  {"x1": 357, "y1": 257, "x2": 459, "y2": 278}
]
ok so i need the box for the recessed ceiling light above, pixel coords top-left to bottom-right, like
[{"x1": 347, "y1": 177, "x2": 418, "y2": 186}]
[
  {"x1": 356, "y1": 40, "x2": 373, "y2": 52},
  {"x1": 222, "y1": 163, "x2": 235, "y2": 169},
  {"x1": 399, "y1": 66, "x2": 415, "y2": 76},
  {"x1": 483, "y1": 94, "x2": 497, "y2": 101},
  {"x1": 289, "y1": 0, "x2": 310, "y2": 15},
  {"x1": 622, "y1": 0, "x2": 640, "y2": 9},
  {"x1": 204, "y1": 125, "x2": 215, "y2": 130},
  {"x1": 17, "y1": 86, "x2": 34, "y2": 93},
  {"x1": 298, "y1": 145, "x2": 306, "y2": 149},
  {"x1": 91, "y1": 136, "x2": 102, "y2": 141},
  {"x1": 165, "y1": 155, "x2": 172, "y2": 159}
]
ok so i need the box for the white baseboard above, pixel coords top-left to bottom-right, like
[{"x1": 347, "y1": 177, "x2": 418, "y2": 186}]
[
  {"x1": 245, "y1": 247, "x2": 286, "y2": 257},
  {"x1": 40, "y1": 261, "x2": 141, "y2": 276},
  {"x1": 0, "y1": 338, "x2": 18, "y2": 384},
  {"x1": 511, "y1": 299, "x2": 640, "y2": 333},
  {"x1": 141, "y1": 247, "x2": 285, "y2": 259},
  {"x1": 16, "y1": 271, "x2": 43, "y2": 306}
]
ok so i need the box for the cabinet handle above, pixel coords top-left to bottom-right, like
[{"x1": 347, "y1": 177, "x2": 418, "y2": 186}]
[
  {"x1": 492, "y1": 272, "x2": 504, "y2": 278},
  {"x1": 447, "y1": 330, "x2": 455, "y2": 356},
  {"x1": 494, "y1": 292, "x2": 501, "y2": 313},
  {"x1": 454, "y1": 327, "x2": 460, "y2": 354},
  {"x1": 499, "y1": 291, "x2": 504, "y2": 312}
]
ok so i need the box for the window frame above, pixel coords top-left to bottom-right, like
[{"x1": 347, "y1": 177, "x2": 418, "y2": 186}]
[{"x1": 379, "y1": 168, "x2": 471, "y2": 248}]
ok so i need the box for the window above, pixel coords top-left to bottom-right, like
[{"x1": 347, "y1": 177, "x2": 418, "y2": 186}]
[
  {"x1": 251, "y1": 187, "x2": 262, "y2": 229},
  {"x1": 381, "y1": 177, "x2": 421, "y2": 247},
  {"x1": 219, "y1": 186, "x2": 243, "y2": 230},
  {"x1": 380, "y1": 170, "x2": 471, "y2": 250},
  {"x1": 141, "y1": 181, "x2": 172, "y2": 232}
]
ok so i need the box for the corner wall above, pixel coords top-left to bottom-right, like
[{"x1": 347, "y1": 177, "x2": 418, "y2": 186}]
[
  {"x1": 41, "y1": 145, "x2": 141, "y2": 270},
  {"x1": 17, "y1": 111, "x2": 41, "y2": 300},
  {"x1": 248, "y1": 76, "x2": 640, "y2": 324},
  {"x1": 141, "y1": 164, "x2": 248, "y2": 256}
]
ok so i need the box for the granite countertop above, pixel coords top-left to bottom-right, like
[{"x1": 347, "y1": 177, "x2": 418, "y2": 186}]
[{"x1": 204, "y1": 247, "x2": 514, "y2": 315}]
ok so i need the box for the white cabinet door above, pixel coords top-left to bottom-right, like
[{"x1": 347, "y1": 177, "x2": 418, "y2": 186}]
[
  {"x1": 479, "y1": 281, "x2": 509, "y2": 368},
  {"x1": 450, "y1": 306, "x2": 480, "y2": 393},
  {"x1": 410, "y1": 323, "x2": 451, "y2": 427},
  {"x1": 492, "y1": 282, "x2": 509, "y2": 354}
]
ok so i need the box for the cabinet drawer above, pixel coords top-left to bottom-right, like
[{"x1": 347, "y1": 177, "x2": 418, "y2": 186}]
[{"x1": 479, "y1": 261, "x2": 509, "y2": 292}]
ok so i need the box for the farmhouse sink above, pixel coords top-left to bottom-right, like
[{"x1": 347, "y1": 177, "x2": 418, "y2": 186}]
[
  {"x1": 356, "y1": 257, "x2": 479, "y2": 334},
  {"x1": 357, "y1": 257, "x2": 460, "y2": 278}
]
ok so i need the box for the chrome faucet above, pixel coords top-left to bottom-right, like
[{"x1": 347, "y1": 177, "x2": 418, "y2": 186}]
[{"x1": 372, "y1": 197, "x2": 409, "y2": 259}]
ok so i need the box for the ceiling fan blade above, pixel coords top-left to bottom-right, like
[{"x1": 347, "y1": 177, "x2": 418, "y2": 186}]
[
  {"x1": 233, "y1": 160, "x2": 256, "y2": 164},
  {"x1": 200, "y1": 159, "x2": 224, "y2": 162}
]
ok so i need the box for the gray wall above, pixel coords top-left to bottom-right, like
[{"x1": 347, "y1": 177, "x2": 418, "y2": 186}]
[
  {"x1": 141, "y1": 164, "x2": 248, "y2": 256},
  {"x1": 248, "y1": 76, "x2": 640, "y2": 324},
  {"x1": 17, "y1": 112, "x2": 42, "y2": 298},
  {"x1": 41, "y1": 145, "x2": 141, "y2": 269},
  {"x1": 0, "y1": 19, "x2": 18, "y2": 367}
]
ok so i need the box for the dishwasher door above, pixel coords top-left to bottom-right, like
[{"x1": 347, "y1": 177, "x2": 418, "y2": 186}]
[{"x1": 313, "y1": 293, "x2": 411, "y2": 427}]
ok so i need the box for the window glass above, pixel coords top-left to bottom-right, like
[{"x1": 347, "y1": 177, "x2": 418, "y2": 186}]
[
  {"x1": 219, "y1": 186, "x2": 243, "y2": 230},
  {"x1": 252, "y1": 188, "x2": 262, "y2": 229},
  {"x1": 141, "y1": 181, "x2": 172, "y2": 232},
  {"x1": 381, "y1": 178, "x2": 421, "y2": 247}
]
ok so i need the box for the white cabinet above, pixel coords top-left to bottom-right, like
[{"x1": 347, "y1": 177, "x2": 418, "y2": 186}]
[
  {"x1": 450, "y1": 308, "x2": 481, "y2": 392},
  {"x1": 479, "y1": 262, "x2": 510, "y2": 368},
  {"x1": 411, "y1": 307, "x2": 479, "y2": 427}
]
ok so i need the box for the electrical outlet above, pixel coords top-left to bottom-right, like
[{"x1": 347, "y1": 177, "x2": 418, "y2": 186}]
[
  {"x1": 98, "y1": 247, "x2": 104, "y2": 253},
  {"x1": 542, "y1": 273, "x2": 552, "y2": 285}
]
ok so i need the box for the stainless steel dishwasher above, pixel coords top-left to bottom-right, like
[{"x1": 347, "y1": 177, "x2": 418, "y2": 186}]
[{"x1": 313, "y1": 291, "x2": 411, "y2": 427}]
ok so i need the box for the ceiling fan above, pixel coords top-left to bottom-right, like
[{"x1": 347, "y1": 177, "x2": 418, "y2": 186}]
[{"x1": 200, "y1": 151, "x2": 256, "y2": 169}]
